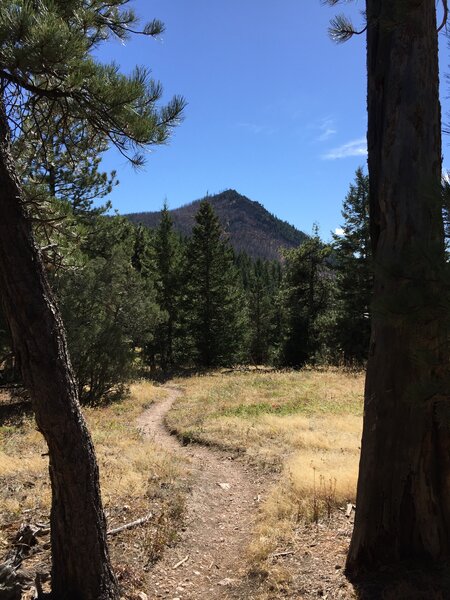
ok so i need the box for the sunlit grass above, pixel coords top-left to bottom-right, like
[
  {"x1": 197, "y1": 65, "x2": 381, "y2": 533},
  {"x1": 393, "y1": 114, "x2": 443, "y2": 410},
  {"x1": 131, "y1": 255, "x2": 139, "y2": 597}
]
[
  {"x1": 0, "y1": 381, "x2": 187, "y2": 570},
  {"x1": 167, "y1": 368, "x2": 364, "y2": 573}
]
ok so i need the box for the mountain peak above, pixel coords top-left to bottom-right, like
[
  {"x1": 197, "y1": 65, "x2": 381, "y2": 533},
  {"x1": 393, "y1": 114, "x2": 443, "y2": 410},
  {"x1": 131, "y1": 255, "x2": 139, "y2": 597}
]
[{"x1": 125, "y1": 191, "x2": 307, "y2": 261}]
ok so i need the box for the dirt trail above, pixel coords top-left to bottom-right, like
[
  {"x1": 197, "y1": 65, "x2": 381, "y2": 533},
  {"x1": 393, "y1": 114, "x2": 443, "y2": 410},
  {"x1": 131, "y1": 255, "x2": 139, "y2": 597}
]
[{"x1": 137, "y1": 386, "x2": 264, "y2": 600}]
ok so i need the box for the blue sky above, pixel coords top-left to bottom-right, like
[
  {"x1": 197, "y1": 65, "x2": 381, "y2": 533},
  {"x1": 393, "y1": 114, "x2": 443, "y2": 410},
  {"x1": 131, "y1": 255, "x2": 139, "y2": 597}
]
[{"x1": 98, "y1": 0, "x2": 450, "y2": 240}]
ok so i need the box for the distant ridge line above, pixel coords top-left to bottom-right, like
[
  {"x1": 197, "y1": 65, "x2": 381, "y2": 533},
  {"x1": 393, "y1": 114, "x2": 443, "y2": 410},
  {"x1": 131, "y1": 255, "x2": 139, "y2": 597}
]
[{"x1": 125, "y1": 189, "x2": 307, "y2": 261}]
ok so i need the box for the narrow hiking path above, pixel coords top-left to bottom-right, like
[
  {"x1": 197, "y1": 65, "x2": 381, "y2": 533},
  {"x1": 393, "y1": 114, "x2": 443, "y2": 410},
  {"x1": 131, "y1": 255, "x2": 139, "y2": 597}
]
[{"x1": 136, "y1": 386, "x2": 266, "y2": 600}]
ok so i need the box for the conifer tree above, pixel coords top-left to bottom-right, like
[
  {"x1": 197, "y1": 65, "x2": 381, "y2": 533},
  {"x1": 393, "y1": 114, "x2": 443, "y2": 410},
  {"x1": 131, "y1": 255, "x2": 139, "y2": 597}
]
[
  {"x1": 56, "y1": 216, "x2": 161, "y2": 404},
  {"x1": 131, "y1": 224, "x2": 155, "y2": 277},
  {"x1": 152, "y1": 203, "x2": 183, "y2": 368},
  {"x1": 186, "y1": 201, "x2": 246, "y2": 367},
  {"x1": 14, "y1": 115, "x2": 117, "y2": 217},
  {"x1": 333, "y1": 168, "x2": 372, "y2": 363},
  {"x1": 0, "y1": 2, "x2": 184, "y2": 597},
  {"x1": 279, "y1": 227, "x2": 334, "y2": 366},
  {"x1": 247, "y1": 259, "x2": 280, "y2": 364},
  {"x1": 325, "y1": 0, "x2": 450, "y2": 573}
]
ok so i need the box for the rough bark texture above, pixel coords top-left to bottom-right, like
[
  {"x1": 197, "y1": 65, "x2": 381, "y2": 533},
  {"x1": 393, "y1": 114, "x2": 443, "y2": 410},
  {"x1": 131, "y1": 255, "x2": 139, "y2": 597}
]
[
  {"x1": 0, "y1": 100, "x2": 119, "y2": 598},
  {"x1": 347, "y1": 0, "x2": 450, "y2": 573}
]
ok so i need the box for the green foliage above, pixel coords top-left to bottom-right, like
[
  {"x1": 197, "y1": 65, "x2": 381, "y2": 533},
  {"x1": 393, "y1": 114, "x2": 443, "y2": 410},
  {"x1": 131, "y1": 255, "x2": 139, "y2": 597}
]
[
  {"x1": 148, "y1": 204, "x2": 185, "y2": 368},
  {"x1": 55, "y1": 216, "x2": 161, "y2": 404},
  {"x1": 0, "y1": 1, "x2": 185, "y2": 396},
  {"x1": 131, "y1": 224, "x2": 155, "y2": 277},
  {"x1": 185, "y1": 201, "x2": 247, "y2": 367},
  {"x1": 1, "y1": 0, "x2": 185, "y2": 166},
  {"x1": 278, "y1": 226, "x2": 336, "y2": 367},
  {"x1": 14, "y1": 117, "x2": 117, "y2": 217},
  {"x1": 332, "y1": 168, "x2": 372, "y2": 363},
  {"x1": 237, "y1": 255, "x2": 282, "y2": 364}
]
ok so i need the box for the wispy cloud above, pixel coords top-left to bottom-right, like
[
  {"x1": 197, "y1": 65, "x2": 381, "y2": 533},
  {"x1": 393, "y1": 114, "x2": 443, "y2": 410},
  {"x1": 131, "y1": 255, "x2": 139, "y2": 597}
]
[
  {"x1": 334, "y1": 227, "x2": 344, "y2": 236},
  {"x1": 322, "y1": 137, "x2": 367, "y2": 160},
  {"x1": 316, "y1": 117, "x2": 337, "y2": 142},
  {"x1": 237, "y1": 122, "x2": 277, "y2": 135}
]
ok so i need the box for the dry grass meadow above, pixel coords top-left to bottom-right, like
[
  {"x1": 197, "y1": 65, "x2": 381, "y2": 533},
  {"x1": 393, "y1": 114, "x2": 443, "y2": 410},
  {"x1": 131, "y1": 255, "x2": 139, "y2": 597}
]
[
  {"x1": 166, "y1": 368, "x2": 364, "y2": 579},
  {"x1": 0, "y1": 382, "x2": 188, "y2": 597},
  {"x1": 1, "y1": 369, "x2": 364, "y2": 598}
]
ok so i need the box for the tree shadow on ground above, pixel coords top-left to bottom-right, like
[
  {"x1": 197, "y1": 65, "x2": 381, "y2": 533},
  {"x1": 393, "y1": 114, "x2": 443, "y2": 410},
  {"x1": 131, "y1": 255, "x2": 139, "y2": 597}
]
[
  {"x1": 0, "y1": 401, "x2": 33, "y2": 426},
  {"x1": 0, "y1": 386, "x2": 32, "y2": 426},
  {"x1": 350, "y1": 562, "x2": 450, "y2": 599},
  {"x1": 142, "y1": 364, "x2": 279, "y2": 383}
]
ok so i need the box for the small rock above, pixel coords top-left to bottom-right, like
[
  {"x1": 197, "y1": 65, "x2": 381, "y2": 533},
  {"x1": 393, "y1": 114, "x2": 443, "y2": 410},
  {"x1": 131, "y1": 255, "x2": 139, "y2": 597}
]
[
  {"x1": 217, "y1": 483, "x2": 231, "y2": 490},
  {"x1": 137, "y1": 593, "x2": 148, "y2": 600},
  {"x1": 218, "y1": 578, "x2": 235, "y2": 587}
]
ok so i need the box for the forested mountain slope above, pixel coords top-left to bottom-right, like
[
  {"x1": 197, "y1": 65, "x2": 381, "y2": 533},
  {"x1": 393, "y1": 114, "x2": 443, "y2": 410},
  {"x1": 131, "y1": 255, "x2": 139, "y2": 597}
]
[{"x1": 126, "y1": 189, "x2": 308, "y2": 260}]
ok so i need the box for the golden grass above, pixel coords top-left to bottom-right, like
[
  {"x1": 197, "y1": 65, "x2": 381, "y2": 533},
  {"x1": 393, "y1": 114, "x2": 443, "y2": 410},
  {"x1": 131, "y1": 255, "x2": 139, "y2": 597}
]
[
  {"x1": 168, "y1": 369, "x2": 363, "y2": 469},
  {"x1": 168, "y1": 369, "x2": 364, "y2": 573},
  {"x1": 0, "y1": 381, "x2": 187, "y2": 583}
]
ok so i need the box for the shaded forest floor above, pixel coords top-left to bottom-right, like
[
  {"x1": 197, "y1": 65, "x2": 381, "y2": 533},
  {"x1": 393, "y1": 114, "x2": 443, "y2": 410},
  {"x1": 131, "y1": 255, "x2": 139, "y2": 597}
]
[{"x1": 2, "y1": 371, "x2": 449, "y2": 599}]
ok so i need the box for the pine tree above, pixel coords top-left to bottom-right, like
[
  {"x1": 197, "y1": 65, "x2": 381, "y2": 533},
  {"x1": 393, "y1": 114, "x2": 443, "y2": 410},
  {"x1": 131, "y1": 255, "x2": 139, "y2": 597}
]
[
  {"x1": 246, "y1": 259, "x2": 280, "y2": 364},
  {"x1": 131, "y1": 224, "x2": 155, "y2": 277},
  {"x1": 333, "y1": 168, "x2": 372, "y2": 363},
  {"x1": 186, "y1": 201, "x2": 246, "y2": 367},
  {"x1": 0, "y1": 3, "x2": 184, "y2": 597},
  {"x1": 279, "y1": 227, "x2": 334, "y2": 366},
  {"x1": 152, "y1": 203, "x2": 184, "y2": 369},
  {"x1": 326, "y1": 0, "x2": 450, "y2": 573},
  {"x1": 14, "y1": 115, "x2": 117, "y2": 217},
  {"x1": 56, "y1": 216, "x2": 161, "y2": 404}
]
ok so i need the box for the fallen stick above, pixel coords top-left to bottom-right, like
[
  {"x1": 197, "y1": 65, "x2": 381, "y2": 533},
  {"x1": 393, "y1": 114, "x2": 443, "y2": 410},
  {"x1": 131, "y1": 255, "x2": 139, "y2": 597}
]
[
  {"x1": 173, "y1": 555, "x2": 189, "y2": 569},
  {"x1": 107, "y1": 514, "x2": 152, "y2": 536},
  {"x1": 270, "y1": 550, "x2": 295, "y2": 559}
]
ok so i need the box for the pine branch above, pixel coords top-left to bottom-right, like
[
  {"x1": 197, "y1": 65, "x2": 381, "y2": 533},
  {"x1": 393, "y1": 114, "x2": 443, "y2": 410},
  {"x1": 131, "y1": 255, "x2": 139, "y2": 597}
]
[
  {"x1": 328, "y1": 14, "x2": 367, "y2": 43},
  {"x1": 438, "y1": 0, "x2": 448, "y2": 32}
]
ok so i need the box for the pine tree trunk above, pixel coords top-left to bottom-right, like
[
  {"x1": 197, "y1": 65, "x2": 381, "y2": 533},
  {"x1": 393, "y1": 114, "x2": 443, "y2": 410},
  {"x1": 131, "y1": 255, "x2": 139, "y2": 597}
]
[
  {"x1": 0, "y1": 101, "x2": 118, "y2": 598},
  {"x1": 347, "y1": 0, "x2": 450, "y2": 573}
]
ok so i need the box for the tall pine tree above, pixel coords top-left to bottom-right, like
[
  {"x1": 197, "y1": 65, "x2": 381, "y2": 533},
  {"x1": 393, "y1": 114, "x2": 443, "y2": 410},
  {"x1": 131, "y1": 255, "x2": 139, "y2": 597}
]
[
  {"x1": 279, "y1": 227, "x2": 334, "y2": 366},
  {"x1": 186, "y1": 201, "x2": 246, "y2": 367},
  {"x1": 325, "y1": 1, "x2": 450, "y2": 573},
  {"x1": 333, "y1": 168, "x2": 372, "y2": 363},
  {"x1": 0, "y1": 2, "x2": 184, "y2": 597},
  {"x1": 152, "y1": 203, "x2": 183, "y2": 368},
  {"x1": 246, "y1": 259, "x2": 281, "y2": 364}
]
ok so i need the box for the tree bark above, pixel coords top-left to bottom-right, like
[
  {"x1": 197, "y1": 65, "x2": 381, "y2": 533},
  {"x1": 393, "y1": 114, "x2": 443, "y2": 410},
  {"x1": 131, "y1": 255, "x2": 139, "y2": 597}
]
[
  {"x1": 347, "y1": 0, "x2": 450, "y2": 573},
  {"x1": 0, "y1": 100, "x2": 118, "y2": 598}
]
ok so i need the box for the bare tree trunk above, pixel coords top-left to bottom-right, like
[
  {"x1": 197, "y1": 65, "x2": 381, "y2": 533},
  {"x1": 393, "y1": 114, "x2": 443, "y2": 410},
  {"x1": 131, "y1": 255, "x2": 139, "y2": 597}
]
[
  {"x1": 347, "y1": 0, "x2": 450, "y2": 574},
  {"x1": 0, "y1": 100, "x2": 118, "y2": 598}
]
